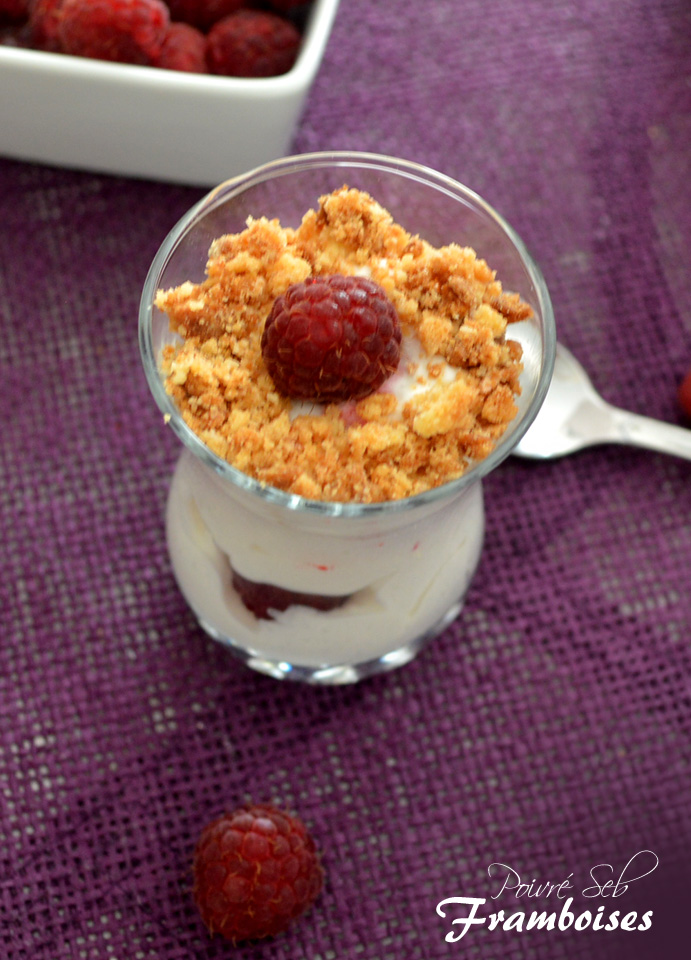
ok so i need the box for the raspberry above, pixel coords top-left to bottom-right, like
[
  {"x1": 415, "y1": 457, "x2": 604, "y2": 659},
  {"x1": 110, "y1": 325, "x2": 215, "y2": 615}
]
[
  {"x1": 678, "y1": 368, "x2": 691, "y2": 420},
  {"x1": 0, "y1": 0, "x2": 29, "y2": 20},
  {"x1": 166, "y1": 0, "x2": 247, "y2": 32},
  {"x1": 193, "y1": 803, "x2": 324, "y2": 942},
  {"x1": 206, "y1": 9, "x2": 301, "y2": 78},
  {"x1": 58, "y1": 0, "x2": 169, "y2": 65},
  {"x1": 28, "y1": 0, "x2": 64, "y2": 51},
  {"x1": 231, "y1": 567, "x2": 349, "y2": 619},
  {"x1": 267, "y1": 0, "x2": 310, "y2": 12},
  {"x1": 154, "y1": 21, "x2": 206, "y2": 72},
  {"x1": 0, "y1": 22, "x2": 32, "y2": 44},
  {"x1": 261, "y1": 274, "x2": 402, "y2": 403}
]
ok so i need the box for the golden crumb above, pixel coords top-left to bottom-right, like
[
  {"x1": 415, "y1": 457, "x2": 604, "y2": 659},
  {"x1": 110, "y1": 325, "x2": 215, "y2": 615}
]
[{"x1": 155, "y1": 187, "x2": 529, "y2": 503}]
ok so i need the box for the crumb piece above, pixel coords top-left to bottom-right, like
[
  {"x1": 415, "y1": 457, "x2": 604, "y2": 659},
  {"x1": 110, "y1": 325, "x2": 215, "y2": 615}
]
[
  {"x1": 481, "y1": 384, "x2": 519, "y2": 424},
  {"x1": 410, "y1": 378, "x2": 479, "y2": 438},
  {"x1": 356, "y1": 393, "x2": 398, "y2": 422}
]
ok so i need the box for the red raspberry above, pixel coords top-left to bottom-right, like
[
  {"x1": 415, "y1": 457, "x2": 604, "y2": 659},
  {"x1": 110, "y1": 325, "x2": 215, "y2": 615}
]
[
  {"x1": 261, "y1": 274, "x2": 402, "y2": 403},
  {"x1": 679, "y1": 368, "x2": 691, "y2": 420},
  {"x1": 0, "y1": 22, "x2": 32, "y2": 44},
  {"x1": 166, "y1": 0, "x2": 247, "y2": 32},
  {"x1": 155, "y1": 21, "x2": 206, "y2": 72},
  {"x1": 28, "y1": 0, "x2": 64, "y2": 51},
  {"x1": 193, "y1": 803, "x2": 324, "y2": 942},
  {"x1": 231, "y1": 567, "x2": 349, "y2": 619},
  {"x1": 0, "y1": 0, "x2": 29, "y2": 20},
  {"x1": 267, "y1": 0, "x2": 310, "y2": 11},
  {"x1": 206, "y1": 9, "x2": 301, "y2": 78},
  {"x1": 58, "y1": 0, "x2": 169, "y2": 65}
]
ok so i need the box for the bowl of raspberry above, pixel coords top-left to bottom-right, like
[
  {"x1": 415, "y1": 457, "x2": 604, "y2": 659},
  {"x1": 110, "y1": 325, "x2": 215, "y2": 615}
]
[
  {"x1": 0, "y1": 0, "x2": 340, "y2": 184},
  {"x1": 139, "y1": 152, "x2": 556, "y2": 683}
]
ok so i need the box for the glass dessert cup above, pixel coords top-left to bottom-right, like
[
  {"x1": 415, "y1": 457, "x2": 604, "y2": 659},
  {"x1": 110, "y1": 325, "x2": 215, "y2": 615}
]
[{"x1": 139, "y1": 152, "x2": 556, "y2": 685}]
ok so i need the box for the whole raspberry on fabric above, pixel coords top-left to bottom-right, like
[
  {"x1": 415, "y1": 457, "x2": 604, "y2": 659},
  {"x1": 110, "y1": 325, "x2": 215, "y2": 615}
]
[
  {"x1": 155, "y1": 21, "x2": 206, "y2": 72},
  {"x1": 166, "y1": 0, "x2": 247, "y2": 32},
  {"x1": 58, "y1": 0, "x2": 169, "y2": 65},
  {"x1": 193, "y1": 803, "x2": 324, "y2": 942},
  {"x1": 206, "y1": 9, "x2": 301, "y2": 77},
  {"x1": 261, "y1": 274, "x2": 402, "y2": 403},
  {"x1": 28, "y1": 0, "x2": 64, "y2": 51}
]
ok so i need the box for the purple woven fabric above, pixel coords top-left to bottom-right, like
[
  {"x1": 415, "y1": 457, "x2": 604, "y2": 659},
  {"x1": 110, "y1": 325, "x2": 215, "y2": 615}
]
[{"x1": 1, "y1": 1, "x2": 690, "y2": 957}]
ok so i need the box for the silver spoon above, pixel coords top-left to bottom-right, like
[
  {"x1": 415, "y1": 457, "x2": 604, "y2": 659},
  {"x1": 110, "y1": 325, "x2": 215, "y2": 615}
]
[{"x1": 514, "y1": 343, "x2": 691, "y2": 461}]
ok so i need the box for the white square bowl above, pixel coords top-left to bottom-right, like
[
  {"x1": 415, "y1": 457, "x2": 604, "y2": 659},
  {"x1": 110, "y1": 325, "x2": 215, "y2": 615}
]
[{"x1": 0, "y1": 0, "x2": 340, "y2": 186}]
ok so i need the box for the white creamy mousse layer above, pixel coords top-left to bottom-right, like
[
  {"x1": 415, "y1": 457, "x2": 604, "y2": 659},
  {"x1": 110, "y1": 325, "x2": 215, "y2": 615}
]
[
  {"x1": 383, "y1": 333, "x2": 456, "y2": 409},
  {"x1": 166, "y1": 451, "x2": 485, "y2": 669}
]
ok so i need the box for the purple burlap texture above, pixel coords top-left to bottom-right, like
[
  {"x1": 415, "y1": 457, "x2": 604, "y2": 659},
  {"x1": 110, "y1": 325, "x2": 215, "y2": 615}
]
[{"x1": 1, "y1": 1, "x2": 690, "y2": 957}]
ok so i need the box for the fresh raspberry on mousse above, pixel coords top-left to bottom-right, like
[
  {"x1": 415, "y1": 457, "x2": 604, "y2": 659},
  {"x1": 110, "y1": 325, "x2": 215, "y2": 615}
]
[{"x1": 261, "y1": 274, "x2": 402, "y2": 403}]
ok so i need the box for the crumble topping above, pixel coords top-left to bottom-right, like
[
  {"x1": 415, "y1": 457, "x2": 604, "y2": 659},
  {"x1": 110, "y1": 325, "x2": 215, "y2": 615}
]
[{"x1": 155, "y1": 187, "x2": 530, "y2": 503}]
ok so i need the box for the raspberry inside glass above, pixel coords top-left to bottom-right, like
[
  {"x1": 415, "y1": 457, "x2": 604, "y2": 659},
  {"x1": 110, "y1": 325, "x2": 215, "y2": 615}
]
[
  {"x1": 261, "y1": 274, "x2": 402, "y2": 403},
  {"x1": 232, "y1": 568, "x2": 350, "y2": 620}
]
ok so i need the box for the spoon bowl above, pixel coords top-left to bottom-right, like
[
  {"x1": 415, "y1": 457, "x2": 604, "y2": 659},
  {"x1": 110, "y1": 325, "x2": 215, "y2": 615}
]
[{"x1": 514, "y1": 343, "x2": 691, "y2": 461}]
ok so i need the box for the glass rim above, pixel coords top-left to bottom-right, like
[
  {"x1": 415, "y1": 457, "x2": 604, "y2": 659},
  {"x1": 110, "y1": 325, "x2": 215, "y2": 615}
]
[{"x1": 139, "y1": 150, "x2": 556, "y2": 518}]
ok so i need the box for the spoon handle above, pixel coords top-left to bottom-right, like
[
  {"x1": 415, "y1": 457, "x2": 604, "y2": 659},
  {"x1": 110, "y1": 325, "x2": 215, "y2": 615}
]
[{"x1": 607, "y1": 404, "x2": 691, "y2": 461}]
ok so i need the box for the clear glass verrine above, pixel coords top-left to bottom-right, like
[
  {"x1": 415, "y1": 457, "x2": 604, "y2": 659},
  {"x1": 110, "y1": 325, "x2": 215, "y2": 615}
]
[{"x1": 139, "y1": 152, "x2": 556, "y2": 683}]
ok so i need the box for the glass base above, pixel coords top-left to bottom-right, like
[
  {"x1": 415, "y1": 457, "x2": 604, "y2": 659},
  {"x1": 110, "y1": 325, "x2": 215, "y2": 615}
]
[
  {"x1": 197, "y1": 600, "x2": 463, "y2": 685},
  {"x1": 166, "y1": 450, "x2": 482, "y2": 685}
]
